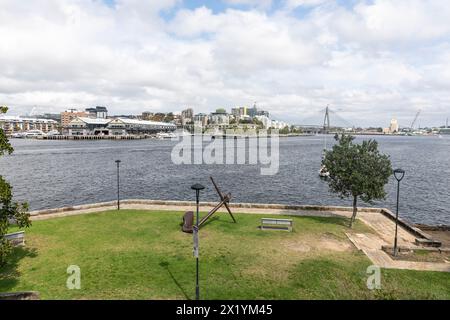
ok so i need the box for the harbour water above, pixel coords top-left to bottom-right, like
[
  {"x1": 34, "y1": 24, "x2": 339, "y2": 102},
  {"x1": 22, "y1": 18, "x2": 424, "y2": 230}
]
[{"x1": 1, "y1": 135, "x2": 449, "y2": 225}]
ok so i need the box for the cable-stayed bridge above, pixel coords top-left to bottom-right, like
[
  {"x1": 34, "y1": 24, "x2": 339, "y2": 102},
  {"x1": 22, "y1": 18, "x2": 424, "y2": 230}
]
[{"x1": 293, "y1": 106, "x2": 355, "y2": 134}]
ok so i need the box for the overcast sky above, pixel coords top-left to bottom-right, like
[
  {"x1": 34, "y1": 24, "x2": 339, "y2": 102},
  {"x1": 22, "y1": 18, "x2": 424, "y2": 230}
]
[{"x1": 1, "y1": 0, "x2": 449, "y2": 127}]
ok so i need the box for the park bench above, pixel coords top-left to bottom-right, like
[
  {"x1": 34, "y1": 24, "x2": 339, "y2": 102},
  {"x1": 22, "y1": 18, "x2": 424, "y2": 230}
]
[
  {"x1": 5, "y1": 231, "x2": 25, "y2": 246},
  {"x1": 260, "y1": 218, "x2": 293, "y2": 232}
]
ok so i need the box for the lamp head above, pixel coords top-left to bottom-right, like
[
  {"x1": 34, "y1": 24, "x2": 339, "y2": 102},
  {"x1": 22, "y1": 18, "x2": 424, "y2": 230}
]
[
  {"x1": 393, "y1": 168, "x2": 405, "y2": 182},
  {"x1": 115, "y1": 160, "x2": 121, "y2": 164},
  {"x1": 191, "y1": 183, "x2": 205, "y2": 191}
]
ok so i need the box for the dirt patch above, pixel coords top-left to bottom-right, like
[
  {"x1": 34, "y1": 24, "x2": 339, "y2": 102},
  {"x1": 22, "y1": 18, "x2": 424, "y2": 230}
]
[
  {"x1": 284, "y1": 234, "x2": 353, "y2": 253},
  {"x1": 317, "y1": 238, "x2": 353, "y2": 252},
  {"x1": 284, "y1": 242, "x2": 311, "y2": 253}
]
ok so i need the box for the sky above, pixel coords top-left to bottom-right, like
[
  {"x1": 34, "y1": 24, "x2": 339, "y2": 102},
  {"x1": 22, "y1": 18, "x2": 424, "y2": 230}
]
[{"x1": 1, "y1": 0, "x2": 450, "y2": 127}]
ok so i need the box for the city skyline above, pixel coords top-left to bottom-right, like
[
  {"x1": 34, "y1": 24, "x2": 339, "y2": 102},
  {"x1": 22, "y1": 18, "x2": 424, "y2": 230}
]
[{"x1": 1, "y1": 0, "x2": 450, "y2": 127}]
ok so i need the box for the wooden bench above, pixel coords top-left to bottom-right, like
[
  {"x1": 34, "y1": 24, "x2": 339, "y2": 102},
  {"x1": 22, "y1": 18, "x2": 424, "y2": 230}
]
[
  {"x1": 260, "y1": 218, "x2": 293, "y2": 232},
  {"x1": 5, "y1": 231, "x2": 25, "y2": 246}
]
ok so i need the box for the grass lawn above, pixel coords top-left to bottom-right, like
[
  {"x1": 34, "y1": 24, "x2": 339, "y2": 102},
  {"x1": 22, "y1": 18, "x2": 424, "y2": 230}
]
[{"x1": 1, "y1": 210, "x2": 449, "y2": 300}]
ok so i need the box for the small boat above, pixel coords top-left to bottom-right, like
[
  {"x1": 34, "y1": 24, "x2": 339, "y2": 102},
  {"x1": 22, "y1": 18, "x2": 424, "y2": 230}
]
[
  {"x1": 156, "y1": 132, "x2": 177, "y2": 139},
  {"x1": 11, "y1": 132, "x2": 26, "y2": 138},
  {"x1": 46, "y1": 130, "x2": 61, "y2": 136},
  {"x1": 319, "y1": 165, "x2": 330, "y2": 178},
  {"x1": 24, "y1": 130, "x2": 45, "y2": 138}
]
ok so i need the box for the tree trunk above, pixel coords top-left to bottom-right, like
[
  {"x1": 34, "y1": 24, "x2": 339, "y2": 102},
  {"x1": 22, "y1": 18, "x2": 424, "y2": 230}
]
[{"x1": 349, "y1": 195, "x2": 358, "y2": 228}]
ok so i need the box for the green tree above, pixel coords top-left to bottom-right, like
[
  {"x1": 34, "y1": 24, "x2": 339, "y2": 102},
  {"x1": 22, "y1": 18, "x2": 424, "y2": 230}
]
[
  {"x1": 150, "y1": 113, "x2": 166, "y2": 122},
  {"x1": 0, "y1": 106, "x2": 31, "y2": 266},
  {"x1": 322, "y1": 134, "x2": 392, "y2": 228},
  {"x1": 279, "y1": 126, "x2": 290, "y2": 135},
  {"x1": 163, "y1": 112, "x2": 174, "y2": 123},
  {"x1": 252, "y1": 117, "x2": 265, "y2": 130}
]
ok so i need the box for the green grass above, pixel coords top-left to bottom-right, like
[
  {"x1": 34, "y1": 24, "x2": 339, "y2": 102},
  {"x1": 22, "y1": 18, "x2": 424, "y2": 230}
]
[{"x1": 1, "y1": 210, "x2": 449, "y2": 300}]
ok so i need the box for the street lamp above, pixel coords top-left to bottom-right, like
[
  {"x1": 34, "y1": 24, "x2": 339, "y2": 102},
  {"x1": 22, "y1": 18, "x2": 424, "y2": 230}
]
[
  {"x1": 393, "y1": 168, "x2": 405, "y2": 257},
  {"x1": 115, "y1": 160, "x2": 121, "y2": 210},
  {"x1": 191, "y1": 183, "x2": 205, "y2": 300}
]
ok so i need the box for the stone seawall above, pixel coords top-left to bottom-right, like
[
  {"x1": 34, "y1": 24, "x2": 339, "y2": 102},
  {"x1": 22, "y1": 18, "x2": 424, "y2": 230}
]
[{"x1": 29, "y1": 199, "x2": 383, "y2": 216}]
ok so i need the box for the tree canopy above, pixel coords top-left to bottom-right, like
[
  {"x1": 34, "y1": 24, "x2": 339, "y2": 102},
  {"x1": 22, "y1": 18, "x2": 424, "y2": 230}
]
[
  {"x1": 0, "y1": 106, "x2": 31, "y2": 266},
  {"x1": 322, "y1": 134, "x2": 392, "y2": 227}
]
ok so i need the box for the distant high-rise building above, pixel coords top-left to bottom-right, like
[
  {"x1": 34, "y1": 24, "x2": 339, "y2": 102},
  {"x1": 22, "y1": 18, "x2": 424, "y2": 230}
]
[
  {"x1": 231, "y1": 107, "x2": 247, "y2": 120},
  {"x1": 256, "y1": 110, "x2": 269, "y2": 118},
  {"x1": 390, "y1": 118, "x2": 399, "y2": 133},
  {"x1": 181, "y1": 108, "x2": 194, "y2": 125},
  {"x1": 248, "y1": 104, "x2": 258, "y2": 118},
  {"x1": 243, "y1": 103, "x2": 269, "y2": 119},
  {"x1": 86, "y1": 106, "x2": 108, "y2": 119},
  {"x1": 60, "y1": 109, "x2": 88, "y2": 128}
]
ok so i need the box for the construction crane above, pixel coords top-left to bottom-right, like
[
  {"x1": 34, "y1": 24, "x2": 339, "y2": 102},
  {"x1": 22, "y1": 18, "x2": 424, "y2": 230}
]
[
  {"x1": 410, "y1": 110, "x2": 421, "y2": 130},
  {"x1": 28, "y1": 106, "x2": 38, "y2": 117}
]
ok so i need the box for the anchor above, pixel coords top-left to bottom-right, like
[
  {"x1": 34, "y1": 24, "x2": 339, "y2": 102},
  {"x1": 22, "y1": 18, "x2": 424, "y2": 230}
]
[{"x1": 182, "y1": 177, "x2": 236, "y2": 233}]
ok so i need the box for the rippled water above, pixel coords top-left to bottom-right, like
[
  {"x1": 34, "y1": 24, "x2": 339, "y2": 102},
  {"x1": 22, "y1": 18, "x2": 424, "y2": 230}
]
[{"x1": 1, "y1": 135, "x2": 449, "y2": 225}]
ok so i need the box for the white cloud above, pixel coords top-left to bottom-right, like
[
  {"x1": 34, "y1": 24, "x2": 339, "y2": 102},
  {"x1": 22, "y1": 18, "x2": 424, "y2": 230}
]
[
  {"x1": 0, "y1": 0, "x2": 449, "y2": 126},
  {"x1": 284, "y1": 0, "x2": 332, "y2": 9},
  {"x1": 223, "y1": 0, "x2": 273, "y2": 10}
]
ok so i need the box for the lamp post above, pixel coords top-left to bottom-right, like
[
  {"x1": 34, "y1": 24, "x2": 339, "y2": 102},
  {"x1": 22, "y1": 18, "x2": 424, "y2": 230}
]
[
  {"x1": 393, "y1": 168, "x2": 405, "y2": 257},
  {"x1": 115, "y1": 160, "x2": 121, "y2": 210},
  {"x1": 191, "y1": 183, "x2": 205, "y2": 300}
]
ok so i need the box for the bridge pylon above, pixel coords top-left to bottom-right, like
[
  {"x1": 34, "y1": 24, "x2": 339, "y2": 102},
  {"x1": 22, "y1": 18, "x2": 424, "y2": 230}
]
[{"x1": 323, "y1": 105, "x2": 330, "y2": 134}]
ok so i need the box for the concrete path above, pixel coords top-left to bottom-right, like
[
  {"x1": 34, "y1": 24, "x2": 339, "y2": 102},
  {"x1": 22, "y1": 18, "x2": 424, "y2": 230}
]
[
  {"x1": 30, "y1": 202, "x2": 352, "y2": 221},
  {"x1": 347, "y1": 233, "x2": 450, "y2": 272}
]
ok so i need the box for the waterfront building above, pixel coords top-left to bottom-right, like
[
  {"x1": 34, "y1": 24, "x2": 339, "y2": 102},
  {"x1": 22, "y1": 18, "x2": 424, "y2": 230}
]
[
  {"x1": 390, "y1": 118, "x2": 399, "y2": 133},
  {"x1": 108, "y1": 118, "x2": 176, "y2": 135},
  {"x1": 85, "y1": 106, "x2": 108, "y2": 119},
  {"x1": 0, "y1": 115, "x2": 58, "y2": 134},
  {"x1": 440, "y1": 127, "x2": 450, "y2": 135},
  {"x1": 67, "y1": 117, "x2": 110, "y2": 136},
  {"x1": 60, "y1": 109, "x2": 88, "y2": 128},
  {"x1": 193, "y1": 113, "x2": 209, "y2": 127},
  {"x1": 270, "y1": 120, "x2": 288, "y2": 130},
  {"x1": 67, "y1": 117, "x2": 176, "y2": 136},
  {"x1": 209, "y1": 108, "x2": 230, "y2": 129}
]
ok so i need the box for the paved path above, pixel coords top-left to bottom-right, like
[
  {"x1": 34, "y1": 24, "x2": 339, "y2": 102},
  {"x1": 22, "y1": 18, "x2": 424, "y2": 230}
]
[
  {"x1": 347, "y1": 232, "x2": 450, "y2": 272},
  {"x1": 30, "y1": 201, "x2": 450, "y2": 272},
  {"x1": 30, "y1": 203, "x2": 352, "y2": 221}
]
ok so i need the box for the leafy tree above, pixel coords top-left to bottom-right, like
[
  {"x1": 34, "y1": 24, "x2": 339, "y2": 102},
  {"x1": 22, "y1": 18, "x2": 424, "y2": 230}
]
[
  {"x1": 322, "y1": 134, "x2": 392, "y2": 228},
  {"x1": 279, "y1": 126, "x2": 290, "y2": 135},
  {"x1": 0, "y1": 106, "x2": 31, "y2": 266},
  {"x1": 150, "y1": 113, "x2": 166, "y2": 122},
  {"x1": 163, "y1": 112, "x2": 174, "y2": 123},
  {"x1": 252, "y1": 117, "x2": 264, "y2": 129}
]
